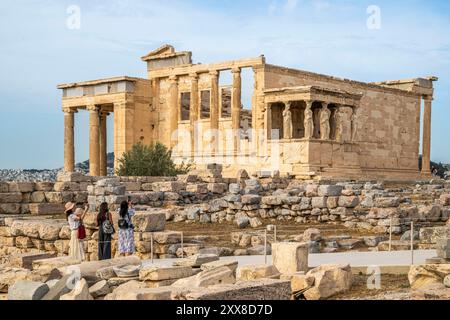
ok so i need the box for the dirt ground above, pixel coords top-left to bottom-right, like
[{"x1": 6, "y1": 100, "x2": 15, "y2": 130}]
[{"x1": 332, "y1": 274, "x2": 411, "y2": 300}]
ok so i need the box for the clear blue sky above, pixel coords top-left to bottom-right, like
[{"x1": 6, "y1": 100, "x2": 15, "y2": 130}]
[{"x1": 0, "y1": 0, "x2": 449, "y2": 169}]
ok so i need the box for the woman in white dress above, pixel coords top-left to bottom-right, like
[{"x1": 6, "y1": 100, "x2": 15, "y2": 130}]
[{"x1": 65, "y1": 202, "x2": 88, "y2": 262}]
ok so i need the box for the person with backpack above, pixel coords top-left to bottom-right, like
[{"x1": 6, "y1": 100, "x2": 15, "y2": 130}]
[
  {"x1": 117, "y1": 200, "x2": 136, "y2": 256},
  {"x1": 97, "y1": 202, "x2": 114, "y2": 260}
]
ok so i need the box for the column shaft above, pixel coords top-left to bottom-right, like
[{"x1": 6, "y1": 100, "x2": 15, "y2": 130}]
[
  {"x1": 231, "y1": 68, "x2": 242, "y2": 152},
  {"x1": 99, "y1": 112, "x2": 108, "y2": 176},
  {"x1": 88, "y1": 105, "x2": 100, "y2": 176},
  {"x1": 190, "y1": 73, "x2": 199, "y2": 157},
  {"x1": 63, "y1": 109, "x2": 75, "y2": 172},
  {"x1": 265, "y1": 104, "x2": 272, "y2": 140},
  {"x1": 421, "y1": 97, "x2": 432, "y2": 175},
  {"x1": 210, "y1": 70, "x2": 219, "y2": 154},
  {"x1": 169, "y1": 76, "x2": 179, "y2": 149}
]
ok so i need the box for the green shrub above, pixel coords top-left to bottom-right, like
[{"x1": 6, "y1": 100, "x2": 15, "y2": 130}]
[{"x1": 116, "y1": 142, "x2": 191, "y2": 176}]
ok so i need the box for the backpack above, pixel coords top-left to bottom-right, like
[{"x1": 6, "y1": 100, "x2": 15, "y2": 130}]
[
  {"x1": 118, "y1": 211, "x2": 134, "y2": 230},
  {"x1": 102, "y1": 213, "x2": 115, "y2": 235}
]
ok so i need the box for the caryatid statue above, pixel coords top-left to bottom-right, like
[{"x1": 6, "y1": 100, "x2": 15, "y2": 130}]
[
  {"x1": 320, "y1": 103, "x2": 331, "y2": 140},
  {"x1": 282, "y1": 102, "x2": 293, "y2": 139},
  {"x1": 304, "y1": 101, "x2": 314, "y2": 139}
]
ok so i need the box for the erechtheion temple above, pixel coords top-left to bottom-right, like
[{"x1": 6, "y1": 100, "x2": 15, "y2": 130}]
[{"x1": 58, "y1": 44, "x2": 437, "y2": 179}]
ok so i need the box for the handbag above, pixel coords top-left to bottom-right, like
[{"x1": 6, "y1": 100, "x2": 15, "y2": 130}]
[
  {"x1": 78, "y1": 223, "x2": 86, "y2": 240},
  {"x1": 102, "y1": 213, "x2": 115, "y2": 235}
]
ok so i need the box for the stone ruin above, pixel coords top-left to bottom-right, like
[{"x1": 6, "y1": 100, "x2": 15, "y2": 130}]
[{"x1": 1, "y1": 166, "x2": 450, "y2": 300}]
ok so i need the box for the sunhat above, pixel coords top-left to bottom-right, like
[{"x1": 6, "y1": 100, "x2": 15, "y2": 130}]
[{"x1": 64, "y1": 202, "x2": 76, "y2": 213}]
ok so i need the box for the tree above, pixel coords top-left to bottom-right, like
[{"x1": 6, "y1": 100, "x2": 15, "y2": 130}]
[{"x1": 116, "y1": 142, "x2": 191, "y2": 176}]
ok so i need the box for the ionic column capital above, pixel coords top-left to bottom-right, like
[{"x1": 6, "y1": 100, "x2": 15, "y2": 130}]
[
  {"x1": 189, "y1": 73, "x2": 199, "y2": 81},
  {"x1": 86, "y1": 105, "x2": 99, "y2": 112},
  {"x1": 209, "y1": 70, "x2": 219, "y2": 77},
  {"x1": 169, "y1": 75, "x2": 178, "y2": 83},
  {"x1": 62, "y1": 108, "x2": 77, "y2": 114},
  {"x1": 231, "y1": 67, "x2": 241, "y2": 74}
]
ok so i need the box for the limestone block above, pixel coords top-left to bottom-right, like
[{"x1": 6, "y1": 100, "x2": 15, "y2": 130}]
[
  {"x1": 89, "y1": 280, "x2": 111, "y2": 298},
  {"x1": 44, "y1": 192, "x2": 63, "y2": 203},
  {"x1": 338, "y1": 196, "x2": 359, "y2": 208},
  {"x1": 38, "y1": 222, "x2": 65, "y2": 241},
  {"x1": 173, "y1": 254, "x2": 219, "y2": 268},
  {"x1": 436, "y1": 238, "x2": 450, "y2": 259},
  {"x1": 303, "y1": 228, "x2": 322, "y2": 242},
  {"x1": 237, "y1": 265, "x2": 280, "y2": 280},
  {"x1": 60, "y1": 256, "x2": 141, "y2": 285},
  {"x1": 200, "y1": 260, "x2": 238, "y2": 272},
  {"x1": 418, "y1": 205, "x2": 442, "y2": 222},
  {"x1": 29, "y1": 203, "x2": 65, "y2": 215},
  {"x1": 0, "y1": 193, "x2": 23, "y2": 203},
  {"x1": 0, "y1": 226, "x2": 11, "y2": 237},
  {"x1": 0, "y1": 203, "x2": 21, "y2": 214},
  {"x1": 16, "y1": 236, "x2": 34, "y2": 248},
  {"x1": 408, "y1": 264, "x2": 450, "y2": 290},
  {"x1": 41, "y1": 275, "x2": 74, "y2": 300},
  {"x1": 374, "y1": 197, "x2": 400, "y2": 208},
  {"x1": 305, "y1": 185, "x2": 318, "y2": 197},
  {"x1": 54, "y1": 182, "x2": 79, "y2": 192},
  {"x1": 208, "y1": 183, "x2": 227, "y2": 194},
  {"x1": 151, "y1": 181, "x2": 186, "y2": 193},
  {"x1": 9, "y1": 252, "x2": 56, "y2": 270},
  {"x1": 0, "y1": 182, "x2": 9, "y2": 193},
  {"x1": 7, "y1": 280, "x2": 49, "y2": 300},
  {"x1": 378, "y1": 240, "x2": 416, "y2": 251},
  {"x1": 318, "y1": 185, "x2": 343, "y2": 197},
  {"x1": 0, "y1": 236, "x2": 16, "y2": 246},
  {"x1": 139, "y1": 266, "x2": 194, "y2": 281},
  {"x1": 186, "y1": 184, "x2": 208, "y2": 194},
  {"x1": 60, "y1": 278, "x2": 92, "y2": 300},
  {"x1": 291, "y1": 273, "x2": 315, "y2": 293},
  {"x1": 440, "y1": 194, "x2": 450, "y2": 206},
  {"x1": 56, "y1": 172, "x2": 87, "y2": 183},
  {"x1": 272, "y1": 242, "x2": 308, "y2": 274},
  {"x1": 132, "y1": 210, "x2": 166, "y2": 232},
  {"x1": 172, "y1": 266, "x2": 236, "y2": 288},
  {"x1": 152, "y1": 231, "x2": 181, "y2": 244},
  {"x1": 54, "y1": 240, "x2": 70, "y2": 254},
  {"x1": 10, "y1": 220, "x2": 39, "y2": 238},
  {"x1": 115, "y1": 287, "x2": 173, "y2": 300},
  {"x1": 112, "y1": 265, "x2": 140, "y2": 278},
  {"x1": 0, "y1": 267, "x2": 44, "y2": 293},
  {"x1": 35, "y1": 182, "x2": 54, "y2": 192},
  {"x1": 182, "y1": 279, "x2": 291, "y2": 300},
  {"x1": 303, "y1": 264, "x2": 352, "y2": 300},
  {"x1": 103, "y1": 280, "x2": 146, "y2": 300},
  {"x1": 8, "y1": 182, "x2": 35, "y2": 193},
  {"x1": 420, "y1": 227, "x2": 450, "y2": 244},
  {"x1": 58, "y1": 225, "x2": 71, "y2": 240},
  {"x1": 363, "y1": 236, "x2": 387, "y2": 247},
  {"x1": 241, "y1": 194, "x2": 261, "y2": 205},
  {"x1": 311, "y1": 197, "x2": 327, "y2": 209},
  {"x1": 30, "y1": 191, "x2": 46, "y2": 203}
]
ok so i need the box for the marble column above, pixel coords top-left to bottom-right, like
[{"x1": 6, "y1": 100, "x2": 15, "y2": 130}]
[
  {"x1": 99, "y1": 111, "x2": 108, "y2": 176},
  {"x1": 283, "y1": 102, "x2": 293, "y2": 139},
  {"x1": 421, "y1": 96, "x2": 433, "y2": 175},
  {"x1": 209, "y1": 70, "x2": 219, "y2": 154},
  {"x1": 169, "y1": 76, "x2": 179, "y2": 149},
  {"x1": 231, "y1": 68, "x2": 242, "y2": 152},
  {"x1": 63, "y1": 108, "x2": 76, "y2": 172},
  {"x1": 304, "y1": 101, "x2": 314, "y2": 139},
  {"x1": 190, "y1": 73, "x2": 199, "y2": 157},
  {"x1": 88, "y1": 105, "x2": 100, "y2": 176}
]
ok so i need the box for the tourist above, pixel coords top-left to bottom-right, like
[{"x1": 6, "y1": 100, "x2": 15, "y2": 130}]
[
  {"x1": 97, "y1": 202, "x2": 115, "y2": 260},
  {"x1": 66, "y1": 202, "x2": 88, "y2": 262},
  {"x1": 117, "y1": 200, "x2": 136, "y2": 256}
]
